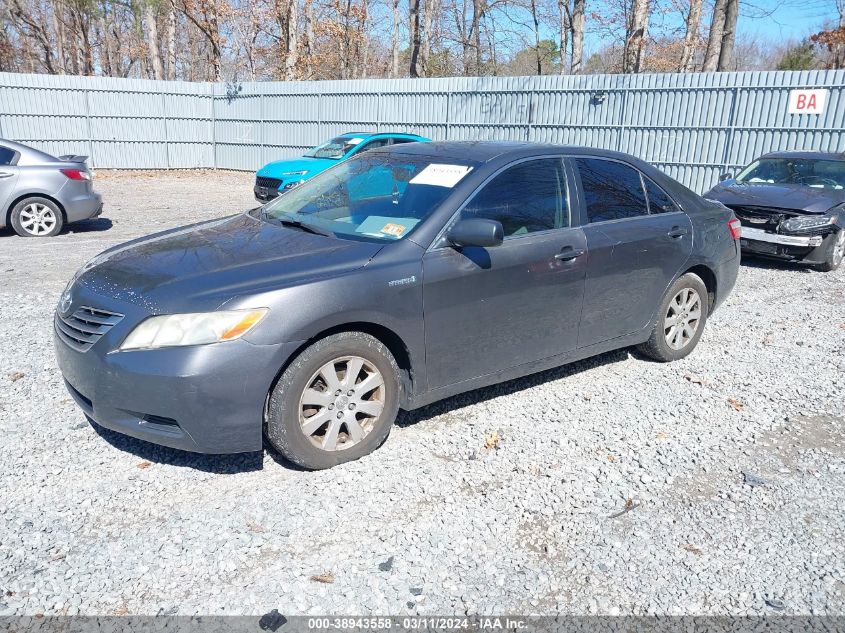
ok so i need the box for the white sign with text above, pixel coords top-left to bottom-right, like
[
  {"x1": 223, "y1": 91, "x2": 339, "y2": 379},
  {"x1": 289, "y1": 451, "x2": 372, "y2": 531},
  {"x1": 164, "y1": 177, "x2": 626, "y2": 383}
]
[{"x1": 788, "y1": 89, "x2": 829, "y2": 115}]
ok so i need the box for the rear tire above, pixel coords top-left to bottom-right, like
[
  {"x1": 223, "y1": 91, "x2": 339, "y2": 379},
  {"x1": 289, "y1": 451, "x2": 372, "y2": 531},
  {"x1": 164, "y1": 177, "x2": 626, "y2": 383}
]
[
  {"x1": 815, "y1": 229, "x2": 844, "y2": 273},
  {"x1": 638, "y1": 272, "x2": 709, "y2": 362},
  {"x1": 10, "y1": 197, "x2": 64, "y2": 237},
  {"x1": 265, "y1": 332, "x2": 400, "y2": 470}
]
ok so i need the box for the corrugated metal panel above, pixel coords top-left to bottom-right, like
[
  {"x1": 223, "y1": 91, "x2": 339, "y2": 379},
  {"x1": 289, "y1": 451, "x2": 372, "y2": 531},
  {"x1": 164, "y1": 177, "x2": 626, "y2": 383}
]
[{"x1": 1, "y1": 70, "x2": 844, "y2": 192}]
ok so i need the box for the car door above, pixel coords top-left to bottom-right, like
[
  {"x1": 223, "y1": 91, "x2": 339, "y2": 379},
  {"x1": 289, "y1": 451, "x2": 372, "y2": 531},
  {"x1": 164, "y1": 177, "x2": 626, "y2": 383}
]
[
  {"x1": 422, "y1": 157, "x2": 588, "y2": 390},
  {"x1": 0, "y1": 146, "x2": 20, "y2": 216},
  {"x1": 573, "y1": 157, "x2": 693, "y2": 348}
]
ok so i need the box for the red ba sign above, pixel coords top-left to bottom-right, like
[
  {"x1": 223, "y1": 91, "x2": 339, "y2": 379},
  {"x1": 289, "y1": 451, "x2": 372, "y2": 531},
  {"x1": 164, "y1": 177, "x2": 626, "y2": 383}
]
[{"x1": 788, "y1": 89, "x2": 828, "y2": 115}]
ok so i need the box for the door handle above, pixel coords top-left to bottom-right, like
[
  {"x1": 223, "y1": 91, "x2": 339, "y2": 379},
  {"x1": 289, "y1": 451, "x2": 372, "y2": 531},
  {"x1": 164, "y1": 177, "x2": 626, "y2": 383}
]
[
  {"x1": 0, "y1": 172, "x2": 13, "y2": 178},
  {"x1": 667, "y1": 226, "x2": 688, "y2": 238},
  {"x1": 554, "y1": 246, "x2": 585, "y2": 261}
]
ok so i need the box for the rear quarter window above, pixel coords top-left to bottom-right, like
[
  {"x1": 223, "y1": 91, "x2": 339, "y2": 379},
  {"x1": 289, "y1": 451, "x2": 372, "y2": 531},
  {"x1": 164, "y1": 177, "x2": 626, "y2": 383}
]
[
  {"x1": 0, "y1": 146, "x2": 17, "y2": 166},
  {"x1": 643, "y1": 176, "x2": 680, "y2": 214}
]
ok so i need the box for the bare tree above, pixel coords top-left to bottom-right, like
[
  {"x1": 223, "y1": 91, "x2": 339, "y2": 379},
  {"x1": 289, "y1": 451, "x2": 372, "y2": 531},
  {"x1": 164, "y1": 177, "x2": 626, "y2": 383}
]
[
  {"x1": 717, "y1": 0, "x2": 738, "y2": 70},
  {"x1": 679, "y1": 0, "x2": 702, "y2": 71},
  {"x1": 145, "y1": 1, "x2": 165, "y2": 79},
  {"x1": 622, "y1": 0, "x2": 650, "y2": 73},
  {"x1": 702, "y1": 0, "x2": 726, "y2": 71},
  {"x1": 570, "y1": 0, "x2": 584, "y2": 73}
]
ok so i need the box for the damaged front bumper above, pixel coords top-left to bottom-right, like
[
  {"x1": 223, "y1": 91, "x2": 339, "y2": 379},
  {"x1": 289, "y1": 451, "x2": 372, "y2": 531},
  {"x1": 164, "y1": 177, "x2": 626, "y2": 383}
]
[{"x1": 740, "y1": 226, "x2": 838, "y2": 264}]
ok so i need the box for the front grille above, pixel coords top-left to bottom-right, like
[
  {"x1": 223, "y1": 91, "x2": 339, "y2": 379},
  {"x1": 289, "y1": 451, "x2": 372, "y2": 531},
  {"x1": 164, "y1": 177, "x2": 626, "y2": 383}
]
[
  {"x1": 256, "y1": 176, "x2": 282, "y2": 189},
  {"x1": 55, "y1": 306, "x2": 124, "y2": 352},
  {"x1": 728, "y1": 205, "x2": 801, "y2": 229}
]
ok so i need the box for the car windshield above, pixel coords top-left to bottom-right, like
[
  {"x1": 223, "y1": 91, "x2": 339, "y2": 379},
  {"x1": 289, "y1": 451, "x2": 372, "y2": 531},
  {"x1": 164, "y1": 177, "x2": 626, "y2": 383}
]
[
  {"x1": 261, "y1": 153, "x2": 472, "y2": 242},
  {"x1": 736, "y1": 158, "x2": 845, "y2": 190},
  {"x1": 303, "y1": 136, "x2": 368, "y2": 159}
]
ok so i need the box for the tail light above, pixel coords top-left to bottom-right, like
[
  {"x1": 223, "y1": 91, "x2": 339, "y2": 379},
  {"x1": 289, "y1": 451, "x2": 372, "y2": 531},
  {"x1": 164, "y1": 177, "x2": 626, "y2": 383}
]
[
  {"x1": 60, "y1": 168, "x2": 91, "y2": 181},
  {"x1": 728, "y1": 217, "x2": 742, "y2": 240}
]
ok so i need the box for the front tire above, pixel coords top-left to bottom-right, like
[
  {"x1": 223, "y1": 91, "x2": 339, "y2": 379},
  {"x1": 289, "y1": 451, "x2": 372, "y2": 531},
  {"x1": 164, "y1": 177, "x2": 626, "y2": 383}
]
[
  {"x1": 265, "y1": 332, "x2": 400, "y2": 470},
  {"x1": 815, "y1": 229, "x2": 844, "y2": 273},
  {"x1": 10, "y1": 197, "x2": 64, "y2": 237},
  {"x1": 638, "y1": 272, "x2": 709, "y2": 362}
]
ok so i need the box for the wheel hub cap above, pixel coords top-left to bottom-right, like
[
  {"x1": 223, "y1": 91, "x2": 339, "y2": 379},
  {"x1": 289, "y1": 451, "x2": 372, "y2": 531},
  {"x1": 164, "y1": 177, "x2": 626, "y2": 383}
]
[
  {"x1": 298, "y1": 355, "x2": 385, "y2": 452},
  {"x1": 664, "y1": 287, "x2": 702, "y2": 351}
]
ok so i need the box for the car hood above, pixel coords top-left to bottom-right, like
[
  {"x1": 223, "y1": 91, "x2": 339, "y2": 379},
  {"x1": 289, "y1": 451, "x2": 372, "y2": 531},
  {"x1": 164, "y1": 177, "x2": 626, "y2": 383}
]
[
  {"x1": 257, "y1": 156, "x2": 338, "y2": 179},
  {"x1": 74, "y1": 214, "x2": 383, "y2": 312},
  {"x1": 705, "y1": 181, "x2": 845, "y2": 214}
]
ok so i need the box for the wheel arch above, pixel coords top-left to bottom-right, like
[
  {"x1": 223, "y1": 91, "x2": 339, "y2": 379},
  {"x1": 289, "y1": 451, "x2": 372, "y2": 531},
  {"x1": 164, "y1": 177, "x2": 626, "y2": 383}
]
[
  {"x1": 267, "y1": 321, "x2": 416, "y2": 412},
  {"x1": 682, "y1": 263, "x2": 717, "y2": 310},
  {"x1": 5, "y1": 192, "x2": 68, "y2": 228}
]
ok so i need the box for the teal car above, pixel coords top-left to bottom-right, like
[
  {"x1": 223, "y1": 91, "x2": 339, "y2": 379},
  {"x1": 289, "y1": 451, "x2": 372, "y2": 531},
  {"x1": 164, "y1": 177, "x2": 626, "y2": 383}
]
[{"x1": 254, "y1": 132, "x2": 430, "y2": 202}]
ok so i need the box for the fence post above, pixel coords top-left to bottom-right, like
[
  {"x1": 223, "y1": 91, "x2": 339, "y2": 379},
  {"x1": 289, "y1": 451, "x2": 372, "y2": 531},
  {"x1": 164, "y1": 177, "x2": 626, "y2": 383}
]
[
  {"x1": 260, "y1": 87, "x2": 265, "y2": 167},
  {"x1": 445, "y1": 91, "x2": 451, "y2": 141},
  {"x1": 162, "y1": 91, "x2": 170, "y2": 169},
  {"x1": 721, "y1": 86, "x2": 740, "y2": 173},
  {"x1": 84, "y1": 88, "x2": 94, "y2": 168},
  {"x1": 210, "y1": 86, "x2": 217, "y2": 170},
  {"x1": 617, "y1": 80, "x2": 628, "y2": 154}
]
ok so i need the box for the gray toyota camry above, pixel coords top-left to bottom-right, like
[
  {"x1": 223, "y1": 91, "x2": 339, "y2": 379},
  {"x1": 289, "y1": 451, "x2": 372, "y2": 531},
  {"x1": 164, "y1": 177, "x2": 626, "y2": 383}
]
[{"x1": 55, "y1": 142, "x2": 740, "y2": 469}]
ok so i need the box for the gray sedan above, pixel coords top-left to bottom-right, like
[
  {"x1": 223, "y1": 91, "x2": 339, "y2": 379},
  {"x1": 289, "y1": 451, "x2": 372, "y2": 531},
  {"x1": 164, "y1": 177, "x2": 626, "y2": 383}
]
[
  {"x1": 0, "y1": 139, "x2": 103, "y2": 237},
  {"x1": 55, "y1": 142, "x2": 741, "y2": 469}
]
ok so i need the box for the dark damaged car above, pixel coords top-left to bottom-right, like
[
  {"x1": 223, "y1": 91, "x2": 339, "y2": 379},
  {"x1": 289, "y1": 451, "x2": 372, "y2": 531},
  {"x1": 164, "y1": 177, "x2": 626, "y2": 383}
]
[
  {"x1": 55, "y1": 142, "x2": 740, "y2": 469},
  {"x1": 705, "y1": 151, "x2": 845, "y2": 272}
]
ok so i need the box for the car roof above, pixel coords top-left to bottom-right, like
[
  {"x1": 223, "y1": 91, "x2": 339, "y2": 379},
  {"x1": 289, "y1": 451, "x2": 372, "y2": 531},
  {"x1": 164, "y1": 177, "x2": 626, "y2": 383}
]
[
  {"x1": 0, "y1": 138, "x2": 58, "y2": 163},
  {"x1": 382, "y1": 140, "x2": 647, "y2": 164},
  {"x1": 759, "y1": 150, "x2": 845, "y2": 161},
  {"x1": 339, "y1": 132, "x2": 427, "y2": 140}
]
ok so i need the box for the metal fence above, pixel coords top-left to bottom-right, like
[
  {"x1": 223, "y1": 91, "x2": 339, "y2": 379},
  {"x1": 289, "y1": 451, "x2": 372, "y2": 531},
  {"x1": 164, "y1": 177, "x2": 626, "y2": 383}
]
[{"x1": 1, "y1": 69, "x2": 843, "y2": 193}]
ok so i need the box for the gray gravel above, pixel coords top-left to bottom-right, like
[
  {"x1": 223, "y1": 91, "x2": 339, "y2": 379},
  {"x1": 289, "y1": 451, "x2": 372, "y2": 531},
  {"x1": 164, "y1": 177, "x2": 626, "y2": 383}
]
[{"x1": 1, "y1": 170, "x2": 844, "y2": 616}]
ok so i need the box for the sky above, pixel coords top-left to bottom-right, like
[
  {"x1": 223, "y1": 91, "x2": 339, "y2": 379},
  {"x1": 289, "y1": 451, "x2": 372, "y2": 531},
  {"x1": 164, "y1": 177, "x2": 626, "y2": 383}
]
[{"x1": 575, "y1": 0, "x2": 842, "y2": 59}]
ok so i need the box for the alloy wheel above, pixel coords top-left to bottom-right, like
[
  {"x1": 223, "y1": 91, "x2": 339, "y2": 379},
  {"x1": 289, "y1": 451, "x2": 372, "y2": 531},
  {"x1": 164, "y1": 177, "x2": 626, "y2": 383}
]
[
  {"x1": 664, "y1": 288, "x2": 702, "y2": 351},
  {"x1": 19, "y1": 203, "x2": 57, "y2": 236},
  {"x1": 298, "y1": 355, "x2": 385, "y2": 451}
]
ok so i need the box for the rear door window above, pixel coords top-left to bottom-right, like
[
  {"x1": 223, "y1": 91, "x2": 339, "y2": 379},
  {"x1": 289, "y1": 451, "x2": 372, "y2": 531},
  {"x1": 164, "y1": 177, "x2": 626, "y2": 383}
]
[
  {"x1": 461, "y1": 158, "x2": 568, "y2": 236},
  {"x1": 575, "y1": 158, "x2": 648, "y2": 223}
]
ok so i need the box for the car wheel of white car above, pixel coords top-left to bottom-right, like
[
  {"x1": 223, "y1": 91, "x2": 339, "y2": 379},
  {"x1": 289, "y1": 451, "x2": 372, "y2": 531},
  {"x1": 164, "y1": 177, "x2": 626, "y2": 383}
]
[
  {"x1": 10, "y1": 197, "x2": 64, "y2": 237},
  {"x1": 816, "y1": 229, "x2": 845, "y2": 273},
  {"x1": 265, "y1": 331, "x2": 401, "y2": 470}
]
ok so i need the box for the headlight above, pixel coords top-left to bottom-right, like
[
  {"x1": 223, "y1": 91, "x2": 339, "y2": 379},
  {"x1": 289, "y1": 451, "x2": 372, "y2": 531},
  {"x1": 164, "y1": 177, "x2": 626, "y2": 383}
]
[
  {"x1": 281, "y1": 170, "x2": 308, "y2": 176},
  {"x1": 120, "y1": 309, "x2": 268, "y2": 351},
  {"x1": 780, "y1": 214, "x2": 838, "y2": 233}
]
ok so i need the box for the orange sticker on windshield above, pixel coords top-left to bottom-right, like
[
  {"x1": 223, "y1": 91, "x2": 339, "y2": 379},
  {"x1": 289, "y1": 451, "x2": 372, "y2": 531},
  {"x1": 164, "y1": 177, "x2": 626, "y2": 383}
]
[{"x1": 381, "y1": 223, "x2": 406, "y2": 236}]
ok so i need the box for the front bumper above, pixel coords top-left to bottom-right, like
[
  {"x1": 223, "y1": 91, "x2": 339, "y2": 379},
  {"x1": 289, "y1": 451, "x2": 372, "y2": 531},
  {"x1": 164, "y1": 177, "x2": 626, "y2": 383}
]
[
  {"x1": 254, "y1": 185, "x2": 280, "y2": 203},
  {"x1": 740, "y1": 226, "x2": 833, "y2": 265},
  {"x1": 53, "y1": 289, "x2": 301, "y2": 453}
]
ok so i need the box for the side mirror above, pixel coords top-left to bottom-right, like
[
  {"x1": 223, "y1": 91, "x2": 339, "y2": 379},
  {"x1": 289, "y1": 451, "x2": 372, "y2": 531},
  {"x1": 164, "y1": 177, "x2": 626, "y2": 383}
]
[
  {"x1": 447, "y1": 219, "x2": 504, "y2": 248},
  {"x1": 719, "y1": 172, "x2": 733, "y2": 182}
]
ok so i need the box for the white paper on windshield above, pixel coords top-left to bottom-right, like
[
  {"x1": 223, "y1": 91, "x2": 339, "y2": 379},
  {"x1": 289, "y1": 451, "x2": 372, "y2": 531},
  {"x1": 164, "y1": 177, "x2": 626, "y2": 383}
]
[
  {"x1": 410, "y1": 164, "x2": 473, "y2": 188},
  {"x1": 347, "y1": 137, "x2": 364, "y2": 145}
]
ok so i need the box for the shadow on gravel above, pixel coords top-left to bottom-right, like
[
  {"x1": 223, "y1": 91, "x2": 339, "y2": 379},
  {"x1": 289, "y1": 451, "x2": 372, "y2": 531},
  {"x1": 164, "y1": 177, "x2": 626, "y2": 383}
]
[
  {"x1": 64, "y1": 218, "x2": 114, "y2": 234},
  {"x1": 90, "y1": 419, "x2": 263, "y2": 473},
  {"x1": 395, "y1": 348, "x2": 631, "y2": 428},
  {"x1": 740, "y1": 255, "x2": 815, "y2": 273}
]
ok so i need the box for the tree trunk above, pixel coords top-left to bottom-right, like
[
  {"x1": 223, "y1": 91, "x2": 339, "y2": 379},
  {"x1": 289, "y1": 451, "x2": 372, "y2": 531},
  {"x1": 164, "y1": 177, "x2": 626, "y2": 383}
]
[
  {"x1": 409, "y1": 0, "x2": 423, "y2": 77},
  {"x1": 557, "y1": 0, "x2": 569, "y2": 74},
  {"x1": 622, "y1": 0, "x2": 649, "y2": 73},
  {"x1": 717, "y1": 0, "x2": 738, "y2": 71},
  {"x1": 679, "y1": 0, "x2": 703, "y2": 71},
  {"x1": 530, "y1": 0, "x2": 541, "y2": 74},
  {"x1": 284, "y1": 0, "x2": 298, "y2": 80},
  {"x1": 166, "y1": 0, "x2": 177, "y2": 79},
  {"x1": 304, "y1": 0, "x2": 314, "y2": 78},
  {"x1": 472, "y1": 0, "x2": 482, "y2": 74},
  {"x1": 390, "y1": 0, "x2": 399, "y2": 77},
  {"x1": 570, "y1": 0, "x2": 585, "y2": 73},
  {"x1": 52, "y1": 2, "x2": 67, "y2": 73},
  {"x1": 145, "y1": 2, "x2": 165, "y2": 79},
  {"x1": 702, "y1": 0, "x2": 727, "y2": 71}
]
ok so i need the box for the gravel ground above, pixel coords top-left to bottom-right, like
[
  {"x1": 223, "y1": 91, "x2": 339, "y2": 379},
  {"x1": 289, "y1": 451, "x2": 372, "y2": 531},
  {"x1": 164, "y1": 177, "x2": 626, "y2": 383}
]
[{"x1": 1, "y1": 170, "x2": 844, "y2": 617}]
